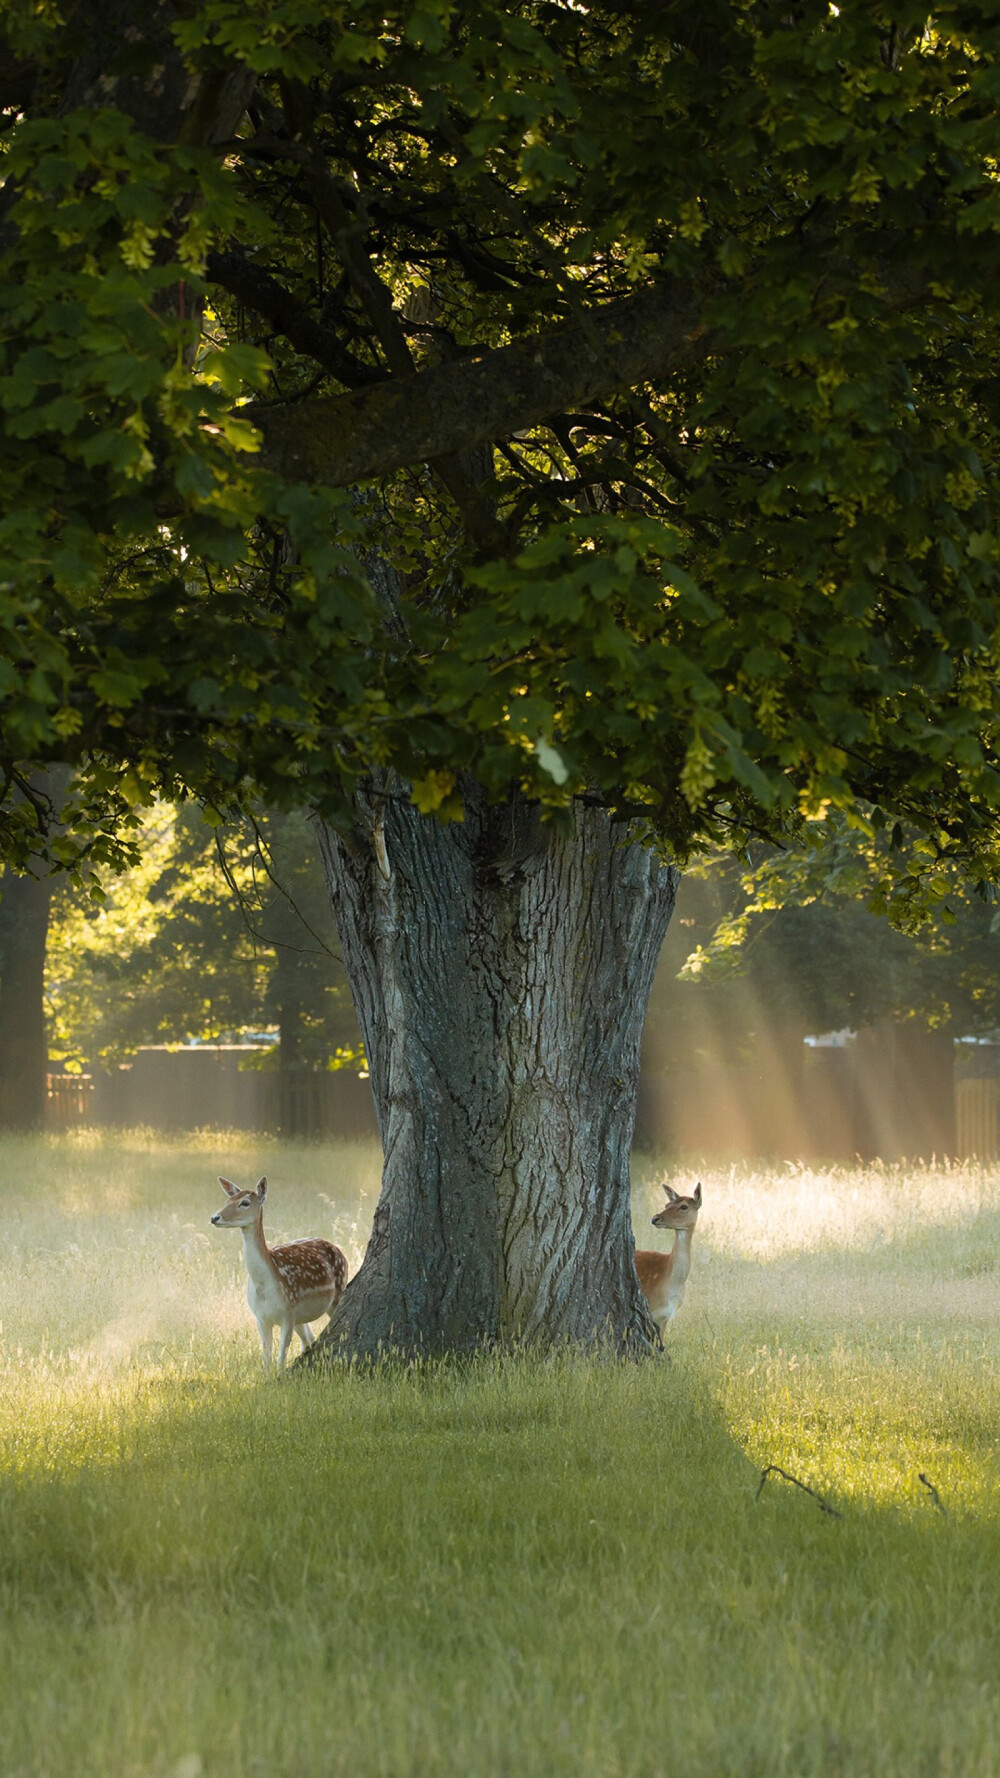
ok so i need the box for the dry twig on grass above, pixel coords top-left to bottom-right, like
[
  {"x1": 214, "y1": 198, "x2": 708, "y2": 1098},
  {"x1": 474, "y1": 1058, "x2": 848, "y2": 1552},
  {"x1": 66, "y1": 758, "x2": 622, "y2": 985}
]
[
  {"x1": 918, "y1": 1472, "x2": 948, "y2": 1515},
  {"x1": 755, "y1": 1464, "x2": 842, "y2": 1518}
]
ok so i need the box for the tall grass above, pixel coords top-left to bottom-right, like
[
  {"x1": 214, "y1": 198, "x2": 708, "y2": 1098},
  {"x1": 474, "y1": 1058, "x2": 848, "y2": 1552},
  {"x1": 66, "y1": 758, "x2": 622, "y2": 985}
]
[{"x1": 0, "y1": 1133, "x2": 997, "y2": 1777}]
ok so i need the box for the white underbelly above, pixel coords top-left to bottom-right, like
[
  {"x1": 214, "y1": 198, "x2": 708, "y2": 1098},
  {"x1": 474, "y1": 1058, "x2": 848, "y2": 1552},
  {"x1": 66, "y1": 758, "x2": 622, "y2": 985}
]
[{"x1": 248, "y1": 1278, "x2": 333, "y2": 1327}]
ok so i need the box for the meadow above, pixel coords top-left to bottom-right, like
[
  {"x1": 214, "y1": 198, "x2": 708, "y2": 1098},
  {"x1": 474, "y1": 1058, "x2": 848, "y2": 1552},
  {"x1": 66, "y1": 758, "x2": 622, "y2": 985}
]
[{"x1": 0, "y1": 1131, "x2": 997, "y2": 1778}]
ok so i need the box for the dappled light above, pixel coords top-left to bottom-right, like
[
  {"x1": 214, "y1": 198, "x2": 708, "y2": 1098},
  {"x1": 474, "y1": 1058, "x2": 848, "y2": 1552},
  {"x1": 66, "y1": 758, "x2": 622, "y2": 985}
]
[
  {"x1": 1, "y1": 1134, "x2": 997, "y2": 1778},
  {"x1": 0, "y1": 1135, "x2": 997, "y2": 1775},
  {"x1": 4, "y1": 0, "x2": 1000, "y2": 1768}
]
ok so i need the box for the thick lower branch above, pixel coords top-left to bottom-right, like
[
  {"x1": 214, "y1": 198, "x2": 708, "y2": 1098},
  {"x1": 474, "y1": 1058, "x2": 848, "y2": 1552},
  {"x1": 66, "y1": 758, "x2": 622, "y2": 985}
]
[{"x1": 250, "y1": 280, "x2": 710, "y2": 488}]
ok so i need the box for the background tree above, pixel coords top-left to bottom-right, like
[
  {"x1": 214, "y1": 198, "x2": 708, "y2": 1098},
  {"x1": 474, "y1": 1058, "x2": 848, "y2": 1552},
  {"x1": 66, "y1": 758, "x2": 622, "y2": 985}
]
[
  {"x1": 0, "y1": 765, "x2": 74, "y2": 1129},
  {"x1": 249, "y1": 810, "x2": 368, "y2": 1125},
  {"x1": 0, "y1": 867, "x2": 52, "y2": 1129},
  {"x1": 3, "y1": 4, "x2": 1000, "y2": 1352},
  {"x1": 646, "y1": 831, "x2": 1000, "y2": 1083},
  {"x1": 47, "y1": 804, "x2": 361, "y2": 1071}
]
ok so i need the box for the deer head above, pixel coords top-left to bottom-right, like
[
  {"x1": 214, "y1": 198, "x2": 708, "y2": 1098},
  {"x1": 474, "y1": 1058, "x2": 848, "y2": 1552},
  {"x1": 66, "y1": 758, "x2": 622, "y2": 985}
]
[
  {"x1": 211, "y1": 1176, "x2": 267, "y2": 1229},
  {"x1": 651, "y1": 1181, "x2": 702, "y2": 1232}
]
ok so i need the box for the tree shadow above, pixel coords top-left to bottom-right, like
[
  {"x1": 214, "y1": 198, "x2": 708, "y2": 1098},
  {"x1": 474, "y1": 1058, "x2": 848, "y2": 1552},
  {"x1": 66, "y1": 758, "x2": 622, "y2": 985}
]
[{"x1": 1, "y1": 1329, "x2": 997, "y2": 1776}]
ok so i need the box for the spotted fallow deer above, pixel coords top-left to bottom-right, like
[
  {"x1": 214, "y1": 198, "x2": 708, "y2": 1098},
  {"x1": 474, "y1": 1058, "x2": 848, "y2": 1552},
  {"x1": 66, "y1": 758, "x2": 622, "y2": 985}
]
[
  {"x1": 211, "y1": 1176, "x2": 348, "y2": 1370},
  {"x1": 634, "y1": 1182, "x2": 702, "y2": 1344}
]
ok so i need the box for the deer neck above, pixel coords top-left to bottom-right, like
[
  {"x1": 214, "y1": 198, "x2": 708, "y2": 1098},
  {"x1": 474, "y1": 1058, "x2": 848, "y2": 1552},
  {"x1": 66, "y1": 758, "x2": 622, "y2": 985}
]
[
  {"x1": 240, "y1": 1214, "x2": 278, "y2": 1290},
  {"x1": 669, "y1": 1226, "x2": 693, "y2": 1287}
]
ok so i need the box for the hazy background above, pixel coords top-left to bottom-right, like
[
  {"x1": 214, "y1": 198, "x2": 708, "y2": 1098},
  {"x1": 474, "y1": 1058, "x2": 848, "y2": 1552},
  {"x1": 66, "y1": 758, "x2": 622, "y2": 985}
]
[{"x1": 2, "y1": 802, "x2": 1000, "y2": 1161}]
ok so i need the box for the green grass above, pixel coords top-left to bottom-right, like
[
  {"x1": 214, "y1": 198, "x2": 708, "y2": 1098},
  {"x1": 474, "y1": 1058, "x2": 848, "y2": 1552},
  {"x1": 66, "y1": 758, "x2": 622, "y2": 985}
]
[{"x1": 0, "y1": 1133, "x2": 998, "y2": 1778}]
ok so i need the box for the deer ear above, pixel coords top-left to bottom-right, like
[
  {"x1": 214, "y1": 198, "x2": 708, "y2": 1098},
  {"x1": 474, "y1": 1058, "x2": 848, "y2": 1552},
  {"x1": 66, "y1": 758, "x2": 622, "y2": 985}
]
[
  {"x1": 218, "y1": 1177, "x2": 240, "y2": 1197},
  {"x1": 664, "y1": 1184, "x2": 680, "y2": 1202},
  {"x1": 256, "y1": 1176, "x2": 267, "y2": 1200},
  {"x1": 693, "y1": 1182, "x2": 702, "y2": 1206}
]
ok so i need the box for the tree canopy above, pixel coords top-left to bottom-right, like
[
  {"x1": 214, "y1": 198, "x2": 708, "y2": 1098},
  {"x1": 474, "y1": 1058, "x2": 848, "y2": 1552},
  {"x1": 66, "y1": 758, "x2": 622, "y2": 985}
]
[{"x1": 3, "y1": 1, "x2": 1000, "y2": 894}]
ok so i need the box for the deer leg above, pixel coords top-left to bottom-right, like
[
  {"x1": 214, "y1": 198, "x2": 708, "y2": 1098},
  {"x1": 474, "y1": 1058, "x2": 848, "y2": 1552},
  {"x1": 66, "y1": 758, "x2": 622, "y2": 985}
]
[
  {"x1": 276, "y1": 1320, "x2": 295, "y2": 1371},
  {"x1": 256, "y1": 1316, "x2": 274, "y2": 1372},
  {"x1": 297, "y1": 1322, "x2": 316, "y2": 1349}
]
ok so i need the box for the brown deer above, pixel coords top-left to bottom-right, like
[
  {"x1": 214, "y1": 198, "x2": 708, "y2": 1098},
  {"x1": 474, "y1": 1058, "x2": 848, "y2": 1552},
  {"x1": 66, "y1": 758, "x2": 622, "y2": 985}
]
[
  {"x1": 211, "y1": 1176, "x2": 347, "y2": 1370},
  {"x1": 634, "y1": 1182, "x2": 702, "y2": 1344}
]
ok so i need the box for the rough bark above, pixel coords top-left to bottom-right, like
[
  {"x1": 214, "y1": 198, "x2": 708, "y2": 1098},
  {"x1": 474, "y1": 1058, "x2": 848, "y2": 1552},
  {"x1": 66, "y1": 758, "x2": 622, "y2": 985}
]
[
  {"x1": 0, "y1": 868, "x2": 53, "y2": 1131},
  {"x1": 310, "y1": 781, "x2": 678, "y2": 1360}
]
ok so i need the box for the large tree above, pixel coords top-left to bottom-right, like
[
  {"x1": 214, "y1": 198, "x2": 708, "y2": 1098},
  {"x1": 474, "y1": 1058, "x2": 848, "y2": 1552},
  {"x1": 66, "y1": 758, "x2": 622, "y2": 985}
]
[{"x1": 3, "y1": 2, "x2": 1000, "y2": 1352}]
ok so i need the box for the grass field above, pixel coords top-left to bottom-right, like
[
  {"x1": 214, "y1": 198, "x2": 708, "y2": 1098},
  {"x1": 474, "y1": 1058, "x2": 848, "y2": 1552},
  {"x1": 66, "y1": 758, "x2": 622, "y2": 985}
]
[{"x1": 0, "y1": 1131, "x2": 997, "y2": 1778}]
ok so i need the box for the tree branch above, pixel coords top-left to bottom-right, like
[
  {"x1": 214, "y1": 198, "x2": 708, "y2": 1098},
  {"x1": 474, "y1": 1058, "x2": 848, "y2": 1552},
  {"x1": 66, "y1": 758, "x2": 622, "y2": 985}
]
[
  {"x1": 245, "y1": 124, "x2": 416, "y2": 379},
  {"x1": 248, "y1": 279, "x2": 710, "y2": 490},
  {"x1": 241, "y1": 107, "x2": 504, "y2": 543},
  {"x1": 918, "y1": 1472, "x2": 948, "y2": 1515},
  {"x1": 205, "y1": 249, "x2": 379, "y2": 388}
]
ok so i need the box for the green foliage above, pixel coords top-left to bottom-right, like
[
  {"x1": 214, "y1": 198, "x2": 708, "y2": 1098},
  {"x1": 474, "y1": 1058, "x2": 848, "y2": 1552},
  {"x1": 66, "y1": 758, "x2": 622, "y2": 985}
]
[
  {"x1": 3, "y1": 3, "x2": 1000, "y2": 895},
  {"x1": 46, "y1": 803, "x2": 360, "y2": 1065}
]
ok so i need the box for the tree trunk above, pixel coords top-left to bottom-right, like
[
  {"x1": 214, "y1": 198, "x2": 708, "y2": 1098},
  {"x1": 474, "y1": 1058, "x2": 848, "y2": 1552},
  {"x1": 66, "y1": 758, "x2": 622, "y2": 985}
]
[
  {"x1": 311, "y1": 780, "x2": 678, "y2": 1359},
  {"x1": 273, "y1": 947, "x2": 303, "y2": 1138},
  {"x1": 0, "y1": 868, "x2": 53, "y2": 1131}
]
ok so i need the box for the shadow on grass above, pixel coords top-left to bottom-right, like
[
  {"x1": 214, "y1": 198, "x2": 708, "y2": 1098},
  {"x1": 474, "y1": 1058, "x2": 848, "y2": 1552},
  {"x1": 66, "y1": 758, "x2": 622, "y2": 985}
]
[{"x1": 1, "y1": 1344, "x2": 999, "y2": 1778}]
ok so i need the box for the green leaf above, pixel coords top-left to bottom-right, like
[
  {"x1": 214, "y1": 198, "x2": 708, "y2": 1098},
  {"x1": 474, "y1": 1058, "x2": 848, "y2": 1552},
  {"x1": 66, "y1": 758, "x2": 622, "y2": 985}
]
[{"x1": 534, "y1": 738, "x2": 570, "y2": 785}]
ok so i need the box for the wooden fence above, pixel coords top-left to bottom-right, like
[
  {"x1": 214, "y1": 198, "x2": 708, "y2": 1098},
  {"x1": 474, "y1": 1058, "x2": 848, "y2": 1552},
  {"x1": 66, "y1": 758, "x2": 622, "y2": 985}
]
[
  {"x1": 45, "y1": 1073, "x2": 94, "y2": 1126},
  {"x1": 955, "y1": 1077, "x2": 1000, "y2": 1161},
  {"x1": 265, "y1": 1068, "x2": 378, "y2": 1141},
  {"x1": 45, "y1": 1049, "x2": 379, "y2": 1140},
  {"x1": 636, "y1": 1026, "x2": 959, "y2": 1163},
  {"x1": 41, "y1": 1042, "x2": 1000, "y2": 1158}
]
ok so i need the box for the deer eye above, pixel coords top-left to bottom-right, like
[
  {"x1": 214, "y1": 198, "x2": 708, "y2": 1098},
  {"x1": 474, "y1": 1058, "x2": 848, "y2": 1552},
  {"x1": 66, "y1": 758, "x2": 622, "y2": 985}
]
[{"x1": 240, "y1": 1198, "x2": 251, "y2": 1207}]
